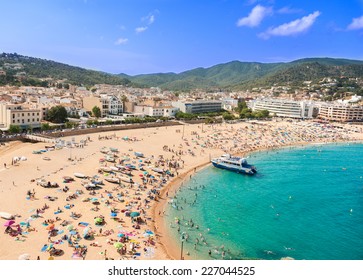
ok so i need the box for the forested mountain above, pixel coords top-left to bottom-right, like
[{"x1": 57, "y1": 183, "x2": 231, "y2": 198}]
[
  {"x1": 120, "y1": 58, "x2": 363, "y2": 91},
  {"x1": 0, "y1": 53, "x2": 132, "y2": 87},
  {"x1": 1, "y1": 52, "x2": 363, "y2": 91}
]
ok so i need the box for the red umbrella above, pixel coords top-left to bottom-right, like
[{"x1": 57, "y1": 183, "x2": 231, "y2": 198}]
[{"x1": 3, "y1": 220, "x2": 15, "y2": 227}]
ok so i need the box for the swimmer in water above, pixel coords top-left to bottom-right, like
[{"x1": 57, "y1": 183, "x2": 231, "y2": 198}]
[
  {"x1": 264, "y1": 250, "x2": 275, "y2": 255},
  {"x1": 284, "y1": 246, "x2": 295, "y2": 251}
]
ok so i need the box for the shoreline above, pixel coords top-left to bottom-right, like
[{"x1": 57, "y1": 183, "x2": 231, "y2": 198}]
[{"x1": 152, "y1": 138, "x2": 363, "y2": 261}]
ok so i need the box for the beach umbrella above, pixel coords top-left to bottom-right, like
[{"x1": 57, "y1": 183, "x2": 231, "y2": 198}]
[
  {"x1": 83, "y1": 227, "x2": 91, "y2": 237},
  {"x1": 94, "y1": 217, "x2": 103, "y2": 224},
  {"x1": 114, "y1": 242, "x2": 123, "y2": 249},
  {"x1": 46, "y1": 224, "x2": 55, "y2": 230},
  {"x1": 69, "y1": 230, "x2": 77, "y2": 235},
  {"x1": 3, "y1": 220, "x2": 15, "y2": 227},
  {"x1": 117, "y1": 233, "x2": 125, "y2": 237},
  {"x1": 18, "y1": 253, "x2": 31, "y2": 260},
  {"x1": 90, "y1": 197, "x2": 98, "y2": 202},
  {"x1": 67, "y1": 225, "x2": 74, "y2": 231},
  {"x1": 130, "y1": 212, "x2": 140, "y2": 218},
  {"x1": 110, "y1": 212, "x2": 117, "y2": 217}
]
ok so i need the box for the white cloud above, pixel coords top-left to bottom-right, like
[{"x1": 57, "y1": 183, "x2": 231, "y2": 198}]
[
  {"x1": 142, "y1": 13, "x2": 156, "y2": 25},
  {"x1": 114, "y1": 37, "x2": 128, "y2": 45},
  {"x1": 237, "y1": 5, "x2": 273, "y2": 28},
  {"x1": 277, "y1": 6, "x2": 303, "y2": 14},
  {"x1": 259, "y1": 11, "x2": 321, "y2": 39},
  {"x1": 347, "y1": 15, "x2": 363, "y2": 30},
  {"x1": 135, "y1": 26, "x2": 148, "y2": 33}
]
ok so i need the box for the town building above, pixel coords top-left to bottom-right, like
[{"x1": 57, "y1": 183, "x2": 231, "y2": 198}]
[
  {"x1": 250, "y1": 98, "x2": 315, "y2": 119},
  {"x1": 133, "y1": 105, "x2": 179, "y2": 117},
  {"x1": 0, "y1": 103, "x2": 42, "y2": 131},
  {"x1": 172, "y1": 100, "x2": 222, "y2": 114},
  {"x1": 318, "y1": 104, "x2": 363, "y2": 122},
  {"x1": 83, "y1": 94, "x2": 123, "y2": 118}
]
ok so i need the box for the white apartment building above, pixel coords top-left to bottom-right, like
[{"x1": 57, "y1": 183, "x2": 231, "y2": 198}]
[
  {"x1": 250, "y1": 98, "x2": 315, "y2": 119},
  {"x1": 221, "y1": 98, "x2": 239, "y2": 111},
  {"x1": 0, "y1": 103, "x2": 42, "y2": 131},
  {"x1": 134, "y1": 105, "x2": 179, "y2": 117},
  {"x1": 318, "y1": 104, "x2": 363, "y2": 122},
  {"x1": 83, "y1": 95, "x2": 123, "y2": 118},
  {"x1": 172, "y1": 100, "x2": 222, "y2": 114}
]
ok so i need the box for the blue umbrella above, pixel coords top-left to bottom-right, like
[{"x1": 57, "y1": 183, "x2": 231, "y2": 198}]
[
  {"x1": 130, "y1": 211, "x2": 140, "y2": 218},
  {"x1": 117, "y1": 233, "x2": 125, "y2": 237},
  {"x1": 110, "y1": 212, "x2": 117, "y2": 217}
]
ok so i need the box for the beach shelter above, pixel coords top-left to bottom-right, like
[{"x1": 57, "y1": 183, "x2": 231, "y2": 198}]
[
  {"x1": 3, "y1": 220, "x2": 15, "y2": 227},
  {"x1": 130, "y1": 212, "x2": 140, "y2": 218}
]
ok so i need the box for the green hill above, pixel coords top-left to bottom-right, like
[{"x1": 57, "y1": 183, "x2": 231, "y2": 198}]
[
  {"x1": 121, "y1": 57, "x2": 363, "y2": 91},
  {"x1": 0, "y1": 53, "x2": 132, "y2": 87},
  {"x1": 1, "y1": 52, "x2": 362, "y2": 91}
]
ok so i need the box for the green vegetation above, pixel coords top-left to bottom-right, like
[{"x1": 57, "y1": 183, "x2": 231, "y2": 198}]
[
  {"x1": 174, "y1": 110, "x2": 226, "y2": 120},
  {"x1": 41, "y1": 123, "x2": 51, "y2": 131},
  {"x1": 2, "y1": 53, "x2": 363, "y2": 92},
  {"x1": 0, "y1": 53, "x2": 132, "y2": 87},
  {"x1": 46, "y1": 106, "x2": 68, "y2": 123},
  {"x1": 120, "y1": 58, "x2": 363, "y2": 91},
  {"x1": 235, "y1": 101, "x2": 270, "y2": 119},
  {"x1": 8, "y1": 124, "x2": 21, "y2": 133},
  {"x1": 92, "y1": 106, "x2": 101, "y2": 118}
]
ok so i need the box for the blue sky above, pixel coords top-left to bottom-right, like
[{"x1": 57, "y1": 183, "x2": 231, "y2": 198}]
[{"x1": 0, "y1": 0, "x2": 363, "y2": 75}]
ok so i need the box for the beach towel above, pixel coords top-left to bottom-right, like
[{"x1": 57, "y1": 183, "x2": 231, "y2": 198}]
[
  {"x1": 41, "y1": 244, "x2": 48, "y2": 252},
  {"x1": 78, "y1": 222, "x2": 89, "y2": 227}
]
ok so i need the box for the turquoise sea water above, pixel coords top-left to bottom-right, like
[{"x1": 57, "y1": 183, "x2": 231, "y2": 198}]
[{"x1": 164, "y1": 143, "x2": 363, "y2": 260}]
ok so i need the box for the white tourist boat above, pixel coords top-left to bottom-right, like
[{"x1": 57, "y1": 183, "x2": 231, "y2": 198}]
[{"x1": 211, "y1": 154, "x2": 257, "y2": 175}]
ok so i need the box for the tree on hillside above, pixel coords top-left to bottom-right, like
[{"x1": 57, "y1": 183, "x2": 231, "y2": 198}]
[
  {"x1": 92, "y1": 106, "x2": 101, "y2": 118},
  {"x1": 46, "y1": 106, "x2": 68, "y2": 123}
]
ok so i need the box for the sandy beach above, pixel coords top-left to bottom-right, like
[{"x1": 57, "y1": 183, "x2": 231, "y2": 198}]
[{"x1": 0, "y1": 120, "x2": 362, "y2": 260}]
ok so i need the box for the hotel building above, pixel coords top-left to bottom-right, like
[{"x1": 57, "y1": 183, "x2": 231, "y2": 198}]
[
  {"x1": 250, "y1": 98, "x2": 315, "y2": 119},
  {"x1": 318, "y1": 104, "x2": 363, "y2": 122},
  {"x1": 172, "y1": 100, "x2": 222, "y2": 114},
  {"x1": 0, "y1": 103, "x2": 42, "y2": 131}
]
